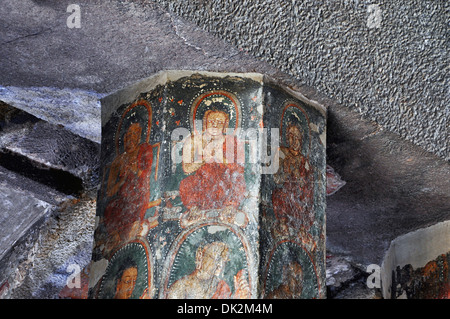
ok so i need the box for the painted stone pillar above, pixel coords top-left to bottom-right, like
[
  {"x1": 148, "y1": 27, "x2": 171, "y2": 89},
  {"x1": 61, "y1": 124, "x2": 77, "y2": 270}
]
[{"x1": 88, "y1": 71, "x2": 327, "y2": 299}]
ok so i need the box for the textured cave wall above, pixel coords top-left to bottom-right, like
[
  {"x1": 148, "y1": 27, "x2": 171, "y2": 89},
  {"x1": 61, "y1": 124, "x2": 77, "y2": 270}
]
[{"x1": 151, "y1": 0, "x2": 449, "y2": 161}]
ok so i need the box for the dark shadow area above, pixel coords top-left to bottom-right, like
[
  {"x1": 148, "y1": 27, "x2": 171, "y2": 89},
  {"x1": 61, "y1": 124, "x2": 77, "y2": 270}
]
[{"x1": 0, "y1": 149, "x2": 83, "y2": 196}]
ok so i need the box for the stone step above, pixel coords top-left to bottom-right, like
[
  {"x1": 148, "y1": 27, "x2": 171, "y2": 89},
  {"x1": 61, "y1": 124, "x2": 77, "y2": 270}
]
[
  {"x1": 0, "y1": 164, "x2": 65, "y2": 297},
  {"x1": 0, "y1": 102, "x2": 100, "y2": 193},
  {"x1": 326, "y1": 254, "x2": 382, "y2": 299},
  {"x1": 0, "y1": 102, "x2": 99, "y2": 298},
  {"x1": 0, "y1": 169, "x2": 55, "y2": 262}
]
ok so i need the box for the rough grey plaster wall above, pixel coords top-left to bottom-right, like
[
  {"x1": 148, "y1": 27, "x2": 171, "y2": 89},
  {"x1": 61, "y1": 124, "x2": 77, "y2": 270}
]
[{"x1": 150, "y1": 0, "x2": 449, "y2": 161}]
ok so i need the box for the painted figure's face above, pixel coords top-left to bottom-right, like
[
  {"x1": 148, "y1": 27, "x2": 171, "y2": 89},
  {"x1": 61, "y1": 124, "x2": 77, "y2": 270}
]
[
  {"x1": 287, "y1": 125, "x2": 302, "y2": 152},
  {"x1": 124, "y1": 124, "x2": 142, "y2": 153},
  {"x1": 115, "y1": 267, "x2": 138, "y2": 299},
  {"x1": 197, "y1": 244, "x2": 229, "y2": 280},
  {"x1": 205, "y1": 112, "x2": 227, "y2": 137}
]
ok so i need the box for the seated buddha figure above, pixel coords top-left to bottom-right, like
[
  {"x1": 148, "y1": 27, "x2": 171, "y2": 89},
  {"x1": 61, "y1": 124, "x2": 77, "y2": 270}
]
[{"x1": 178, "y1": 109, "x2": 247, "y2": 226}]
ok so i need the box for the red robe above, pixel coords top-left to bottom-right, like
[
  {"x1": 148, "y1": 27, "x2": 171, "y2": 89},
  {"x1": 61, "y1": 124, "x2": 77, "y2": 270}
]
[
  {"x1": 272, "y1": 153, "x2": 314, "y2": 230},
  {"x1": 104, "y1": 143, "x2": 153, "y2": 239},
  {"x1": 179, "y1": 136, "x2": 246, "y2": 211}
]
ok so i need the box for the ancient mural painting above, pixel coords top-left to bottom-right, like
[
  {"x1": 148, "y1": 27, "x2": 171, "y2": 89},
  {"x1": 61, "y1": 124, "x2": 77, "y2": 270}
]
[
  {"x1": 157, "y1": 77, "x2": 261, "y2": 299},
  {"x1": 260, "y1": 85, "x2": 326, "y2": 299},
  {"x1": 91, "y1": 97, "x2": 161, "y2": 299},
  {"x1": 391, "y1": 252, "x2": 450, "y2": 299},
  {"x1": 89, "y1": 73, "x2": 326, "y2": 299},
  {"x1": 97, "y1": 241, "x2": 152, "y2": 299}
]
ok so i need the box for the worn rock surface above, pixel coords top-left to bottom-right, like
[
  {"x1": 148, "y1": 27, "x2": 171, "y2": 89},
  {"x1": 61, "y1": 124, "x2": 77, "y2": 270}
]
[
  {"x1": 326, "y1": 104, "x2": 450, "y2": 267},
  {"x1": 0, "y1": 103, "x2": 98, "y2": 298},
  {"x1": 326, "y1": 254, "x2": 382, "y2": 299},
  {"x1": 11, "y1": 194, "x2": 96, "y2": 299},
  {"x1": 0, "y1": 103, "x2": 100, "y2": 193},
  {"x1": 0, "y1": 87, "x2": 103, "y2": 143}
]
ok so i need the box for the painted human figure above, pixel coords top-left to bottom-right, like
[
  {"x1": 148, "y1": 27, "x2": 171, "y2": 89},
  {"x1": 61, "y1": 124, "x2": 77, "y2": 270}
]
[
  {"x1": 266, "y1": 261, "x2": 303, "y2": 299},
  {"x1": 103, "y1": 122, "x2": 154, "y2": 243},
  {"x1": 272, "y1": 124, "x2": 314, "y2": 233},
  {"x1": 179, "y1": 109, "x2": 247, "y2": 225},
  {"x1": 167, "y1": 242, "x2": 250, "y2": 299},
  {"x1": 114, "y1": 264, "x2": 138, "y2": 299}
]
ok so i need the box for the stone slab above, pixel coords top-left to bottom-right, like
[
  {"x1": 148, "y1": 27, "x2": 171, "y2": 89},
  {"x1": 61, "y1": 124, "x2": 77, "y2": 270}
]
[
  {"x1": 0, "y1": 114, "x2": 100, "y2": 192},
  {"x1": 0, "y1": 173, "x2": 53, "y2": 261},
  {"x1": 0, "y1": 86, "x2": 103, "y2": 144}
]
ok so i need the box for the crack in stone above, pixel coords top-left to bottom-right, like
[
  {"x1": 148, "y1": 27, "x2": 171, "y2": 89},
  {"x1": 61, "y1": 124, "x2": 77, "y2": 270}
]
[
  {"x1": 165, "y1": 11, "x2": 241, "y2": 62},
  {"x1": 360, "y1": 124, "x2": 384, "y2": 141},
  {"x1": 167, "y1": 13, "x2": 209, "y2": 54},
  {"x1": 3, "y1": 28, "x2": 52, "y2": 45}
]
